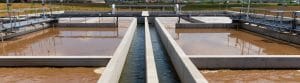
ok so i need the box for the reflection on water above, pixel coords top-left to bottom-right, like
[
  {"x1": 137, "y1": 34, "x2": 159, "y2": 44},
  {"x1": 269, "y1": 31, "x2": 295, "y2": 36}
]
[
  {"x1": 0, "y1": 17, "x2": 133, "y2": 56},
  {"x1": 0, "y1": 67, "x2": 100, "y2": 83},
  {"x1": 119, "y1": 24, "x2": 146, "y2": 83},
  {"x1": 158, "y1": 17, "x2": 300, "y2": 83},
  {"x1": 158, "y1": 17, "x2": 300, "y2": 55},
  {"x1": 0, "y1": 27, "x2": 127, "y2": 56},
  {"x1": 173, "y1": 28, "x2": 300, "y2": 55},
  {"x1": 201, "y1": 70, "x2": 300, "y2": 83},
  {"x1": 150, "y1": 25, "x2": 181, "y2": 83}
]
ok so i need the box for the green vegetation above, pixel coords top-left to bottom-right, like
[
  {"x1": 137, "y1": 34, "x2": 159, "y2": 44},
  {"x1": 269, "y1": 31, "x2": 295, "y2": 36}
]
[{"x1": 0, "y1": 3, "x2": 110, "y2": 16}]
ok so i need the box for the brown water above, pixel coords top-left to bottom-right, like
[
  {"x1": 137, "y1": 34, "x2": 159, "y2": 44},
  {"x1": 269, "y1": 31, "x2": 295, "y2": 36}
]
[
  {"x1": 158, "y1": 17, "x2": 300, "y2": 55},
  {"x1": 171, "y1": 28, "x2": 300, "y2": 55},
  {"x1": 0, "y1": 28, "x2": 122, "y2": 56},
  {"x1": 158, "y1": 17, "x2": 300, "y2": 83},
  {"x1": 0, "y1": 18, "x2": 133, "y2": 56},
  {"x1": 201, "y1": 70, "x2": 300, "y2": 83},
  {"x1": 0, "y1": 67, "x2": 102, "y2": 83}
]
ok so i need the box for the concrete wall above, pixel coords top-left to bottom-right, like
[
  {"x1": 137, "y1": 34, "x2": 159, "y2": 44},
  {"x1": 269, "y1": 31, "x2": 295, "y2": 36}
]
[
  {"x1": 181, "y1": 17, "x2": 204, "y2": 23},
  {"x1": 0, "y1": 56, "x2": 110, "y2": 67},
  {"x1": 145, "y1": 17, "x2": 159, "y2": 83},
  {"x1": 176, "y1": 23, "x2": 236, "y2": 28},
  {"x1": 241, "y1": 23, "x2": 300, "y2": 45},
  {"x1": 56, "y1": 23, "x2": 116, "y2": 28},
  {"x1": 98, "y1": 18, "x2": 137, "y2": 83},
  {"x1": 190, "y1": 55, "x2": 300, "y2": 69},
  {"x1": 155, "y1": 18, "x2": 208, "y2": 83}
]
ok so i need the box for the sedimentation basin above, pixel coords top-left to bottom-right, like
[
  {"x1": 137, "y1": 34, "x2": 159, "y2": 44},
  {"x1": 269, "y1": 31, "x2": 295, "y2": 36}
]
[
  {"x1": 157, "y1": 17, "x2": 300, "y2": 83},
  {"x1": 0, "y1": 17, "x2": 134, "y2": 82}
]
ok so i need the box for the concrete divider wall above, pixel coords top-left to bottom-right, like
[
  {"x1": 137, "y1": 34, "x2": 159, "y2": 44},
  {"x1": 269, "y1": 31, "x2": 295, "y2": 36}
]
[
  {"x1": 98, "y1": 18, "x2": 137, "y2": 83},
  {"x1": 56, "y1": 23, "x2": 116, "y2": 28},
  {"x1": 0, "y1": 56, "x2": 110, "y2": 67},
  {"x1": 181, "y1": 17, "x2": 205, "y2": 23},
  {"x1": 154, "y1": 18, "x2": 208, "y2": 83},
  {"x1": 145, "y1": 17, "x2": 159, "y2": 83},
  {"x1": 190, "y1": 55, "x2": 300, "y2": 69},
  {"x1": 241, "y1": 23, "x2": 300, "y2": 45},
  {"x1": 176, "y1": 23, "x2": 236, "y2": 28}
]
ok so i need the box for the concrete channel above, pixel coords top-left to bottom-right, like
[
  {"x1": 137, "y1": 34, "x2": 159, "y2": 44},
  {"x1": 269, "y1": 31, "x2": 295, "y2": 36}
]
[
  {"x1": 155, "y1": 18, "x2": 209, "y2": 83},
  {"x1": 149, "y1": 21, "x2": 181, "y2": 83},
  {"x1": 119, "y1": 23, "x2": 146, "y2": 83},
  {"x1": 98, "y1": 18, "x2": 137, "y2": 83}
]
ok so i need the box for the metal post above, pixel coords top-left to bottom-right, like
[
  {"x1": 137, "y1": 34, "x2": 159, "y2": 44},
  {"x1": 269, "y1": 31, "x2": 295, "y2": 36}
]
[
  {"x1": 239, "y1": 8, "x2": 242, "y2": 20},
  {"x1": 42, "y1": 0, "x2": 46, "y2": 19},
  {"x1": 112, "y1": 4, "x2": 116, "y2": 15},
  {"x1": 246, "y1": 0, "x2": 251, "y2": 20},
  {"x1": 6, "y1": 0, "x2": 12, "y2": 29},
  {"x1": 18, "y1": 9, "x2": 20, "y2": 26},
  {"x1": 0, "y1": 33, "x2": 3, "y2": 43},
  {"x1": 225, "y1": 0, "x2": 229, "y2": 10},
  {"x1": 178, "y1": 16, "x2": 181, "y2": 23},
  {"x1": 0, "y1": 20, "x2": 3, "y2": 30},
  {"x1": 292, "y1": 12, "x2": 297, "y2": 32},
  {"x1": 12, "y1": 10, "x2": 16, "y2": 31},
  {"x1": 116, "y1": 17, "x2": 118, "y2": 27},
  {"x1": 175, "y1": 4, "x2": 179, "y2": 14},
  {"x1": 50, "y1": 0, "x2": 53, "y2": 17}
]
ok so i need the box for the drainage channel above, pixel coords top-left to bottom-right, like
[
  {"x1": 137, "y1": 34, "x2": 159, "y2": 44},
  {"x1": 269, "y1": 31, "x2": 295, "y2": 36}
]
[
  {"x1": 149, "y1": 24, "x2": 181, "y2": 83},
  {"x1": 119, "y1": 24, "x2": 146, "y2": 83}
]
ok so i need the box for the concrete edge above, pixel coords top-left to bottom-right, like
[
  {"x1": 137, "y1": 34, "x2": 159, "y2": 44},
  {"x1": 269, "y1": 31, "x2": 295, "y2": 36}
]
[
  {"x1": 154, "y1": 18, "x2": 208, "y2": 83},
  {"x1": 56, "y1": 23, "x2": 116, "y2": 28},
  {"x1": 97, "y1": 18, "x2": 137, "y2": 83},
  {"x1": 176, "y1": 23, "x2": 235, "y2": 28},
  {"x1": 145, "y1": 17, "x2": 159, "y2": 83},
  {"x1": 0, "y1": 56, "x2": 111, "y2": 67},
  {"x1": 189, "y1": 55, "x2": 300, "y2": 69},
  {"x1": 189, "y1": 55, "x2": 300, "y2": 58},
  {"x1": 180, "y1": 17, "x2": 205, "y2": 23},
  {"x1": 0, "y1": 56, "x2": 112, "y2": 58}
]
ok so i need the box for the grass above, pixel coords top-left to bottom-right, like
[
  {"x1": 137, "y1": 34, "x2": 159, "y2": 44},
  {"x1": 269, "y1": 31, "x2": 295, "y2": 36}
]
[{"x1": 0, "y1": 3, "x2": 111, "y2": 17}]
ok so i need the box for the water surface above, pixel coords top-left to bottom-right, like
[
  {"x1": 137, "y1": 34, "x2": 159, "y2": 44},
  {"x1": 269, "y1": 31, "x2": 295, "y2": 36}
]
[
  {"x1": 0, "y1": 67, "x2": 102, "y2": 83},
  {"x1": 174, "y1": 28, "x2": 300, "y2": 55},
  {"x1": 157, "y1": 17, "x2": 300, "y2": 55},
  {"x1": 201, "y1": 70, "x2": 300, "y2": 83},
  {"x1": 119, "y1": 24, "x2": 146, "y2": 83},
  {"x1": 150, "y1": 25, "x2": 180, "y2": 83},
  {"x1": 0, "y1": 17, "x2": 133, "y2": 56}
]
